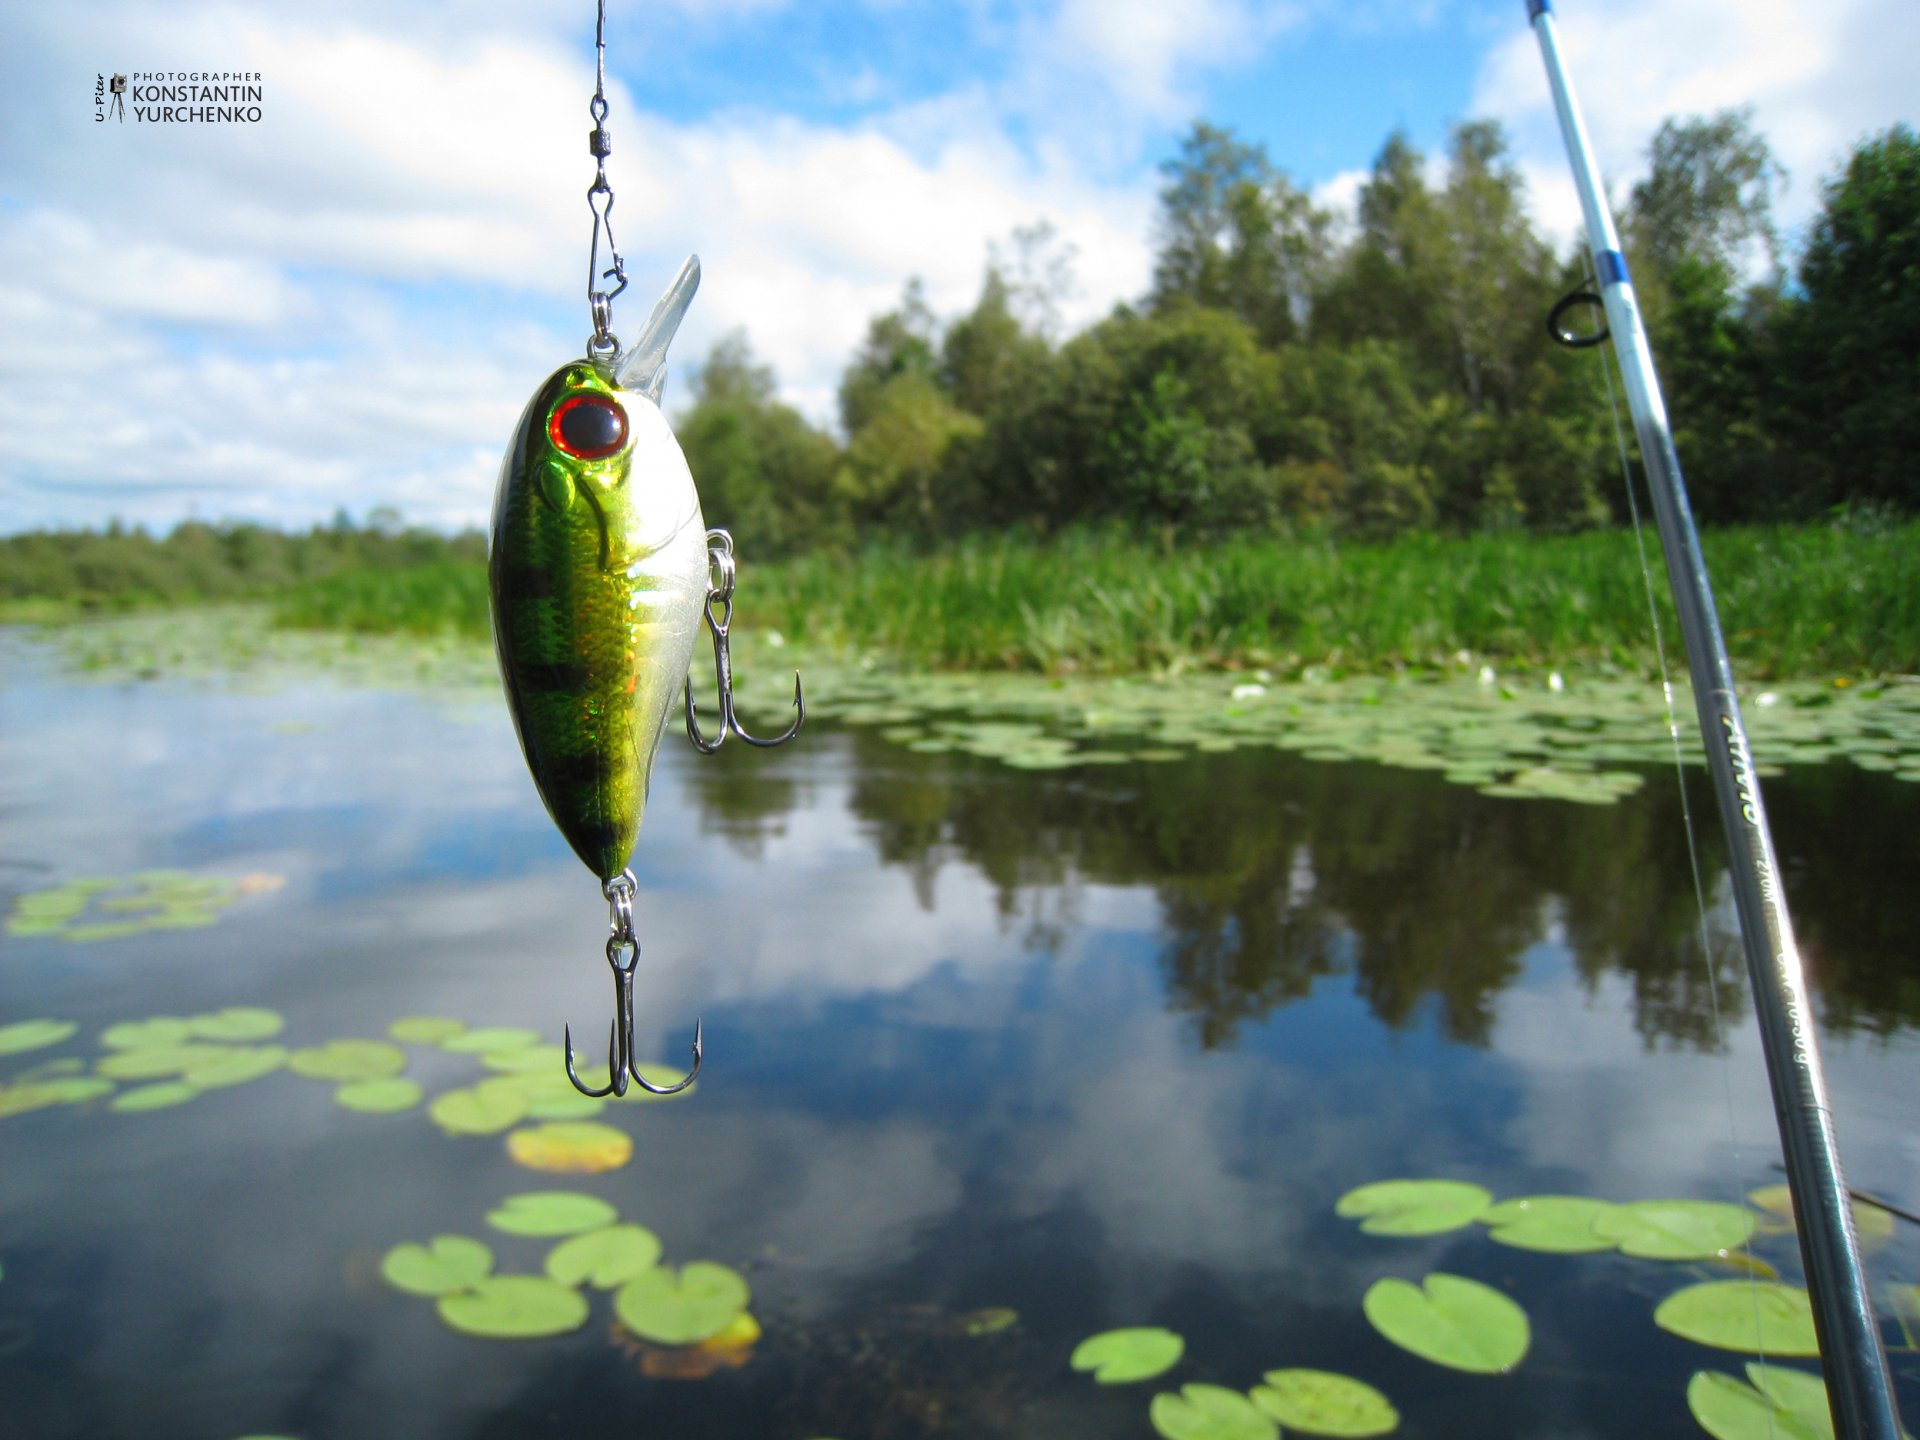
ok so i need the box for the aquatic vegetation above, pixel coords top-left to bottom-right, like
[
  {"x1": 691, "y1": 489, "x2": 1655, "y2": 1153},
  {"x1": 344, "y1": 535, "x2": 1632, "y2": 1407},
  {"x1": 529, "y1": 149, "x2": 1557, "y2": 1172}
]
[
  {"x1": 1333, "y1": 1178, "x2": 1493, "y2": 1235},
  {"x1": 438, "y1": 1275, "x2": 590, "y2": 1339},
  {"x1": 428, "y1": 1082, "x2": 532, "y2": 1135},
  {"x1": 1070, "y1": 1326, "x2": 1186, "y2": 1383},
  {"x1": 1748, "y1": 1184, "x2": 1897, "y2": 1251},
  {"x1": 1478, "y1": 1195, "x2": 1621, "y2": 1253},
  {"x1": 1150, "y1": 1382, "x2": 1278, "y2": 1440},
  {"x1": 1361, "y1": 1273, "x2": 1531, "y2": 1374},
  {"x1": 388, "y1": 1015, "x2": 469, "y2": 1045},
  {"x1": 1654, "y1": 1282, "x2": 1822, "y2": 1356},
  {"x1": 1591, "y1": 1200, "x2": 1758, "y2": 1259},
  {"x1": 0, "y1": 1020, "x2": 78, "y2": 1056},
  {"x1": 380, "y1": 1236, "x2": 495, "y2": 1297},
  {"x1": 504, "y1": 1120, "x2": 633, "y2": 1173},
  {"x1": 1687, "y1": 1364, "x2": 1834, "y2": 1440},
  {"x1": 613, "y1": 1261, "x2": 753, "y2": 1345},
  {"x1": 5, "y1": 870, "x2": 285, "y2": 942},
  {"x1": 485, "y1": 1190, "x2": 619, "y2": 1237},
  {"x1": 1248, "y1": 1370, "x2": 1400, "y2": 1437},
  {"x1": 544, "y1": 1224, "x2": 662, "y2": 1288},
  {"x1": 334, "y1": 1077, "x2": 423, "y2": 1113},
  {"x1": 286, "y1": 1039, "x2": 406, "y2": 1081}
]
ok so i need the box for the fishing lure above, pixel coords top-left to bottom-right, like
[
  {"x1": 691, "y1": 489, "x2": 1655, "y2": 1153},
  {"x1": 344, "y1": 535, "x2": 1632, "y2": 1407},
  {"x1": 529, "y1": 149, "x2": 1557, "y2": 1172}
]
[{"x1": 489, "y1": 4, "x2": 801, "y2": 1098}]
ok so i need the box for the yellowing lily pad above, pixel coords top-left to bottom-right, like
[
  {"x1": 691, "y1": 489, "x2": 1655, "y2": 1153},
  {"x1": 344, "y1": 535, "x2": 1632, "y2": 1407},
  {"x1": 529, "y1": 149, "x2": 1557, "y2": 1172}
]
[
  {"x1": 1250, "y1": 1369, "x2": 1399, "y2": 1437},
  {"x1": 0, "y1": 1019, "x2": 79, "y2": 1056},
  {"x1": 1480, "y1": 1195, "x2": 1619, "y2": 1253},
  {"x1": 1746, "y1": 1184, "x2": 1896, "y2": 1252},
  {"x1": 336, "y1": 1077, "x2": 423, "y2": 1113},
  {"x1": 1687, "y1": 1365, "x2": 1833, "y2": 1440},
  {"x1": 381, "y1": 1235, "x2": 494, "y2": 1296},
  {"x1": 614, "y1": 1262, "x2": 752, "y2": 1345},
  {"x1": 1335, "y1": 1179, "x2": 1493, "y2": 1236},
  {"x1": 1149, "y1": 1383, "x2": 1279, "y2": 1440},
  {"x1": 1069, "y1": 1326, "x2": 1186, "y2": 1384},
  {"x1": 544, "y1": 1223, "x2": 662, "y2": 1288},
  {"x1": 286, "y1": 1039, "x2": 407, "y2": 1082},
  {"x1": 437, "y1": 1275, "x2": 590, "y2": 1339},
  {"x1": 1592, "y1": 1200, "x2": 1756, "y2": 1260},
  {"x1": 1362, "y1": 1273, "x2": 1530, "y2": 1374},
  {"x1": 1654, "y1": 1282, "x2": 1820, "y2": 1356},
  {"x1": 506, "y1": 1121, "x2": 633, "y2": 1174},
  {"x1": 486, "y1": 1190, "x2": 619, "y2": 1237}
]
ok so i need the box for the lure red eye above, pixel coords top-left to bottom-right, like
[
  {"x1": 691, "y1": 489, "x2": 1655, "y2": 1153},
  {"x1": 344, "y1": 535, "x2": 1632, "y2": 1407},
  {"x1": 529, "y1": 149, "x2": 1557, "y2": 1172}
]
[{"x1": 548, "y1": 393, "x2": 629, "y2": 459}]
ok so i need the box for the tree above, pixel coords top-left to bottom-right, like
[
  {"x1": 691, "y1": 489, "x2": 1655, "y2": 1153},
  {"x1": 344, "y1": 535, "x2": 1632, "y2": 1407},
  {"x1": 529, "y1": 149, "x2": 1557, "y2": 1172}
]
[
  {"x1": 941, "y1": 268, "x2": 1050, "y2": 419},
  {"x1": 838, "y1": 279, "x2": 941, "y2": 435},
  {"x1": 1628, "y1": 108, "x2": 1785, "y2": 286},
  {"x1": 1151, "y1": 121, "x2": 1328, "y2": 347},
  {"x1": 1780, "y1": 124, "x2": 1920, "y2": 511}
]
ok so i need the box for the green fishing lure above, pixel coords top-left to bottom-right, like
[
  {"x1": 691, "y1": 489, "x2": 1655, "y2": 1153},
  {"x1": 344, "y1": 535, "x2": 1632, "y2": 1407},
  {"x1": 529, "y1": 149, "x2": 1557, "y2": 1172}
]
[{"x1": 489, "y1": 257, "x2": 801, "y2": 1097}]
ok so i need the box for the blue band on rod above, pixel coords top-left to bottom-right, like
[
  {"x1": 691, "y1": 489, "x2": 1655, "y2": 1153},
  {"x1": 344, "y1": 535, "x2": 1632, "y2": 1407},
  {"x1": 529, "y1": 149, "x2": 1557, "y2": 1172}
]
[
  {"x1": 1527, "y1": 0, "x2": 1551, "y2": 17},
  {"x1": 1599, "y1": 249, "x2": 1629, "y2": 286}
]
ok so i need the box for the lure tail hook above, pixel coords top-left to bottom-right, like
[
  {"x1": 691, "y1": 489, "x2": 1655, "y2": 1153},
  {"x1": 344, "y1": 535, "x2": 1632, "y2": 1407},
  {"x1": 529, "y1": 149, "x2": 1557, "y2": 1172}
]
[
  {"x1": 562, "y1": 871, "x2": 703, "y2": 1098},
  {"x1": 684, "y1": 529, "x2": 804, "y2": 754}
]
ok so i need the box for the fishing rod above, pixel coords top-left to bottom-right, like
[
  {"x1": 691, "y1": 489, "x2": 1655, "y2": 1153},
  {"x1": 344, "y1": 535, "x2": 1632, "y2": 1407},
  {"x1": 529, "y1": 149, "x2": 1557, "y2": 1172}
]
[{"x1": 1523, "y1": 5, "x2": 1903, "y2": 1438}]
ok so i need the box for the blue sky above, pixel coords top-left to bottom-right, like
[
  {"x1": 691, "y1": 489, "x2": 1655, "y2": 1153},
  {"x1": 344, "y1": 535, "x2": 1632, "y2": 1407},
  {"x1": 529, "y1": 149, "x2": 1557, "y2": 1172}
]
[{"x1": 1, "y1": 0, "x2": 1912, "y2": 534}]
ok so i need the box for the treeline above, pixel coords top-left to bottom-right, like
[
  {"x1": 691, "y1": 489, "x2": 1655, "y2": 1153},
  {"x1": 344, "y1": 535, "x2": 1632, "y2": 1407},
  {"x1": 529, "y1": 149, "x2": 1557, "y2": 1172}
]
[{"x1": 681, "y1": 113, "x2": 1919, "y2": 552}]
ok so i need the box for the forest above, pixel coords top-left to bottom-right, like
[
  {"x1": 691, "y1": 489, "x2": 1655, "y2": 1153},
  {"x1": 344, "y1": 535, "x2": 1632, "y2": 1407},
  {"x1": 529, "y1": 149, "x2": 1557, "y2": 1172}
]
[{"x1": 3, "y1": 110, "x2": 1915, "y2": 676}]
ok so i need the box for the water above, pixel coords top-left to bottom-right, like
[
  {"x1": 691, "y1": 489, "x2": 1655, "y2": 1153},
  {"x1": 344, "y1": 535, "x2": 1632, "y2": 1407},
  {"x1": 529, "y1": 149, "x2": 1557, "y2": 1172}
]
[{"x1": 2, "y1": 628, "x2": 1916, "y2": 1440}]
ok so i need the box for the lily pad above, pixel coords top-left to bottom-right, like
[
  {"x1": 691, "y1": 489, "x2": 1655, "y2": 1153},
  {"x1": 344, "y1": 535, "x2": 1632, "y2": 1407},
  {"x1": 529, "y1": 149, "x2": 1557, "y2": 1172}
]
[
  {"x1": 429, "y1": 1083, "x2": 530, "y2": 1136},
  {"x1": 96, "y1": 1043, "x2": 233, "y2": 1080},
  {"x1": 1687, "y1": 1364, "x2": 1833, "y2": 1440},
  {"x1": 1250, "y1": 1369, "x2": 1399, "y2": 1437},
  {"x1": 184, "y1": 1045, "x2": 288, "y2": 1089},
  {"x1": 0, "y1": 1076, "x2": 115, "y2": 1115},
  {"x1": 1069, "y1": 1326, "x2": 1186, "y2": 1384},
  {"x1": 1149, "y1": 1383, "x2": 1279, "y2": 1440},
  {"x1": 437, "y1": 1275, "x2": 590, "y2": 1339},
  {"x1": 544, "y1": 1223, "x2": 663, "y2": 1288},
  {"x1": 441, "y1": 1027, "x2": 543, "y2": 1055},
  {"x1": 614, "y1": 1262, "x2": 752, "y2": 1345},
  {"x1": 486, "y1": 1190, "x2": 619, "y2": 1237},
  {"x1": 381, "y1": 1235, "x2": 495, "y2": 1296},
  {"x1": 1654, "y1": 1282, "x2": 1821, "y2": 1356},
  {"x1": 1335, "y1": 1179, "x2": 1493, "y2": 1236},
  {"x1": 1362, "y1": 1273, "x2": 1530, "y2": 1374},
  {"x1": 506, "y1": 1121, "x2": 633, "y2": 1174},
  {"x1": 1592, "y1": 1200, "x2": 1757, "y2": 1260},
  {"x1": 1480, "y1": 1195, "x2": 1619, "y2": 1253},
  {"x1": 110, "y1": 1080, "x2": 201, "y2": 1112},
  {"x1": 286, "y1": 1039, "x2": 407, "y2": 1082},
  {"x1": 99, "y1": 1017, "x2": 195, "y2": 1049},
  {"x1": 185, "y1": 1007, "x2": 285, "y2": 1041},
  {"x1": 0, "y1": 1019, "x2": 78, "y2": 1056},
  {"x1": 390, "y1": 1015, "x2": 468, "y2": 1045},
  {"x1": 611, "y1": 1064, "x2": 700, "y2": 1102},
  {"x1": 335, "y1": 1077, "x2": 423, "y2": 1113},
  {"x1": 1746, "y1": 1184, "x2": 1896, "y2": 1251}
]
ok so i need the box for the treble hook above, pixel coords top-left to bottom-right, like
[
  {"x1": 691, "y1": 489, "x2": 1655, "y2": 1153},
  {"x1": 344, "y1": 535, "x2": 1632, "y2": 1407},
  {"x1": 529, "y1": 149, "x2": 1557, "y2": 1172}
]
[
  {"x1": 684, "y1": 529, "x2": 804, "y2": 754},
  {"x1": 562, "y1": 870, "x2": 703, "y2": 1097}
]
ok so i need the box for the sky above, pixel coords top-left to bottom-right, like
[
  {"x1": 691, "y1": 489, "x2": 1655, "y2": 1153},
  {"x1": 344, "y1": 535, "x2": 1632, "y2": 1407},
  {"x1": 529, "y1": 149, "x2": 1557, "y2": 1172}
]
[{"x1": 0, "y1": 0, "x2": 1912, "y2": 536}]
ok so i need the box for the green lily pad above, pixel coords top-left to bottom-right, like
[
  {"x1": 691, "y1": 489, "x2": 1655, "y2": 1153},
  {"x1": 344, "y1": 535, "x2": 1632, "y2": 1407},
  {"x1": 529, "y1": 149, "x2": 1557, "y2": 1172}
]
[
  {"x1": 441, "y1": 1027, "x2": 543, "y2": 1055},
  {"x1": 429, "y1": 1082, "x2": 531, "y2": 1136},
  {"x1": 1746, "y1": 1184, "x2": 1896, "y2": 1251},
  {"x1": 437, "y1": 1275, "x2": 590, "y2": 1339},
  {"x1": 613, "y1": 1262, "x2": 752, "y2": 1344},
  {"x1": 99, "y1": 1017, "x2": 195, "y2": 1049},
  {"x1": 545, "y1": 1223, "x2": 663, "y2": 1288},
  {"x1": 1335, "y1": 1179, "x2": 1493, "y2": 1235},
  {"x1": 381, "y1": 1235, "x2": 495, "y2": 1296},
  {"x1": 1592, "y1": 1200, "x2": 1757, "y2": 1260},
  {"x1": 184, "y1": 1007, "x2": 285, "y2": 1041},
  {"x1": 0, "y1": 1019, "x2": 79, "y2": 1056},
  {"x1": 184, "y1": 1045, "x2": 288, "y2": 1089},
  {"x1": 1250, "y1": 1369, "x2": 1400, "y2": 1437},
  {"x1": 486, "y1": 1190, "x2": 619, "y2": 1237},
  {"x1": 1480, "y1": 1195, "x2": 1619, "y2": 1253},
  {"x1": 1362, "y1": 1273, "x2": 1530, "y2": 1373},
  {"x1": 1149, "y1": 1383, "x2": 1279, "y2": 1440},
  {"x1": 336, "y1": 1077, "x2": 423, "y2": 1113},
  {"x1": 1687, "y1": 1365, "x2": 1833, "y2": 1440},
  {"x1": 96, "y1": 1043, "x2": 233, "y2": 1080},
  {"x1": 287, "y1": 1039, "x2": 407, "y2": 1082},
  {"x1": 1069, "y1": 1326, "x2": 1186, "y2": 1384},
  {"x1": 0, "y1": 1076, "x2": 116, "y2": 1115},
  {"x1": 110, "y1": 1080, "x2": 201, "y2": 1112},
  {"x1": 390, "y1": 1015, "x2": 468, "y2": 1045},
  {"x1": 1654, "y1": 1282, "x2": 1820, "y2": 1356}
]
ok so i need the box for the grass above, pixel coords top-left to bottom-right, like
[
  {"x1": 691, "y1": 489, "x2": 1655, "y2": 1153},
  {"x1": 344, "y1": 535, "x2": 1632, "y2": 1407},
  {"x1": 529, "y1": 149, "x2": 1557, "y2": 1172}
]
[{"x1": 260, "y1": 520, "x2": 1919, "y2": 680}]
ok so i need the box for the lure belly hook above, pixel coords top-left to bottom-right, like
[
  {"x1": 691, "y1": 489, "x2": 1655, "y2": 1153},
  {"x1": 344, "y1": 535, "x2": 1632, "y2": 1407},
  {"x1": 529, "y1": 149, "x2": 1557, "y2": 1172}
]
[{"x1": 490, "y1": 255, "x2": 800, "y2": 1096}]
